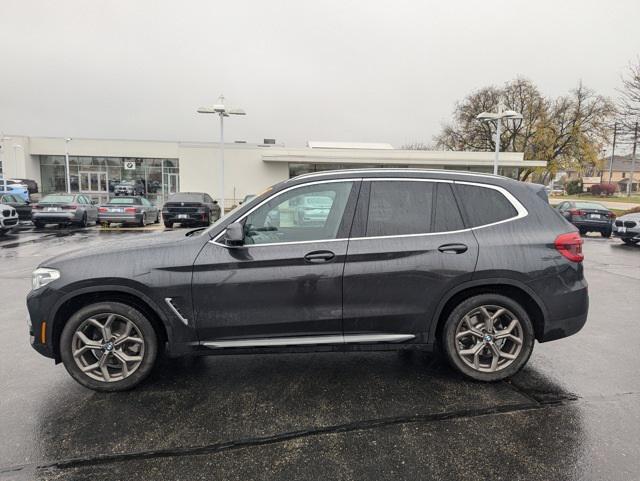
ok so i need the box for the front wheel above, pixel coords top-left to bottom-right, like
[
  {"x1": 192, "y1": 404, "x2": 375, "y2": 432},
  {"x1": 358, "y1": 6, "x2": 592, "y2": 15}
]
[
  {"x1": 442, "y1": 294, "x2": 535, "y2": 382},
  {"x1": 59, "y1": 302, "x2": 158, "y2": 392},
  {"x1": 601, "y1": 229, "x2": 612, "y2": 238}
]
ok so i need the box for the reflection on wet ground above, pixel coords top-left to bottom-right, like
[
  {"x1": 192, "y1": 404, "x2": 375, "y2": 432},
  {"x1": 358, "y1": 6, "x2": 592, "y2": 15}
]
[{"x1": 0, "y1": 231, "x2": 638, "y2": 480}]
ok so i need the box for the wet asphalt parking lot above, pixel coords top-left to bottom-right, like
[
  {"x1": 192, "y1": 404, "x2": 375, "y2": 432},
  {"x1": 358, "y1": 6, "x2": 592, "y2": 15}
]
[{"x1": 0, "y1": 225, "x2": 639, "y2": 480}]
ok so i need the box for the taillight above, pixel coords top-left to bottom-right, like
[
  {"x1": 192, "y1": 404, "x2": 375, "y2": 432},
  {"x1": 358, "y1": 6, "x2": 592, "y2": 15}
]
[
  {"x1": 555, "y1": 232, "x2": 584, "y2": 263},
  {"x1": 32, "y1": 204, "x2": 42, "y2": 210},
  {"x1": 124, "y1": 207, "x2": 137, "y2": 213},
  {"x1": 568, "y1": 208, "x2": 585, "y2": 216},
  {"x1": 62, "y1": 204, "x2": 77, "y2": 210},
  {"x1": 607, "y1": 212, "x2": 616, "y2": 219},
  {"x1": 98, "y1": 207, "x2": 108, "y2": 213}
]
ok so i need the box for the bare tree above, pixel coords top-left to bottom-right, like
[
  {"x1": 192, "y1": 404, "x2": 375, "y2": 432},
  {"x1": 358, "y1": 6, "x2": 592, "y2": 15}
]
[
  {"x1": 401, "y1": 142, "x2": 433, "y2": 150},
  {"x1": 619, "y1": 57, "x2": 640, "y2": 125},
  {"x1": 434, "y1": 78, "x2": 615, "y2": 182}
]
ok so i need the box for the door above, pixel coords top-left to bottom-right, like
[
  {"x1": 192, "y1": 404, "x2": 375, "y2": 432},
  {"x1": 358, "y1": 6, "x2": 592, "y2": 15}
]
[
  {"x1": 167, "y1": 174, "x2": 179, "y2": 196},
  {"x1": 192, "y1": 180, "x2": 359, "y2": 343},
  {"x1": 342, "y1": 179, "x2": 479, "y2": 344}
]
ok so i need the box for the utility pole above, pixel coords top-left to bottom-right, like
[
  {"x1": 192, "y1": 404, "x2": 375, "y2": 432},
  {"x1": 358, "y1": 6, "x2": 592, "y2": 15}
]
[
  {"x1": 608, "y1": 122, "x2": 617, "y2": 183},
  {"x1": 628, "y1": 121, "x2": 638, "y2": 197}
]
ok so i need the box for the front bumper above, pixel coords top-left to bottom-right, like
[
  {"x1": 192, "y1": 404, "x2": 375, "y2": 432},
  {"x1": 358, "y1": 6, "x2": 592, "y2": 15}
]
[
  {"x1": 613, "y1": 225, "x2": 640, "y2": 240},
  {"x1": 26, "y1": 288, "x2": 58, "y2": 360}
]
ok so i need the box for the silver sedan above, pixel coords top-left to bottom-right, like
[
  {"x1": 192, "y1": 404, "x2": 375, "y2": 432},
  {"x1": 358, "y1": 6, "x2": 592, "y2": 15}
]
[{"x1": 98, "y1": 196, "x2": 160, "y2": 227}]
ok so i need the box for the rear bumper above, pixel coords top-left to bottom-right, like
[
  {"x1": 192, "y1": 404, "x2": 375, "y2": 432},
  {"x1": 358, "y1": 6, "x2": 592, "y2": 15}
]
[
  {"x1": 32, "y1": 212, "x2": 79, "y2": 223},
  {"x1": 538, "y1": 280, "x2": 589, "y2": 342},
  {"x1": 571, "y1": 220, "x2": 612, "y2": 232},
  {"x1": 98, "y1": 213, "x2": 142, "y2": 224},
  {"x1": 162, "y1": 212, "x2": 208, "y2": 224}
]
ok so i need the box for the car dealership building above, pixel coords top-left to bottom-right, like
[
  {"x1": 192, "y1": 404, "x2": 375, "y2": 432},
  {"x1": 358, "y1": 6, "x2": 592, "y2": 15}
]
[{"x1": 0, "y1": 135, "x2": 545, "y2": 208}]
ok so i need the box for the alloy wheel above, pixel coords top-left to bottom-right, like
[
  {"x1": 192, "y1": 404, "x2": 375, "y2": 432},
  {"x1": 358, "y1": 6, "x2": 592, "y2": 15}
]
[
  {"x1": 71, "y1": 313, "x2": 145, "y2": 382},
  {"x1": 454, "y1": 305, "x2": 523, "y2": 373}
]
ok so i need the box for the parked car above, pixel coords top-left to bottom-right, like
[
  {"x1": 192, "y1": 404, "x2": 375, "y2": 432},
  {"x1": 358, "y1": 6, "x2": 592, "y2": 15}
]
[
  {"x1": 0, "y1": 203, "x2": 19, "y2": 236},
  {"x1": 114, "y1": 180, "x2": 145, "y2": 196},
  {"x1": 98, "y1": 196, "x2": 160, "y2": 227},
  {"x1": 613, "y1": 211, "x2": 640, "y2": 245},
  {"x1": 8, "y1": 178, "x2": 39, "y2": 194},
  {"x1": 293, "y1": 194, "x2": 333, "y2": 225},
  {"x1": 162, "y1": 192, "x2": 221, "y2": 228},
  {"x1": 240, "y1": 194, "x2": 256, "y2": 204},
  {"x1": 0, "y1": 180, "x2": 30, "y2": 202},
  {"x1": 0, "y1": 193, "x2": 32, "y2": 221},
  {"x1": 27, "y1": 169, "x2": 589, "y2": 392},
  {"x1": 556, "y1": 200, "x2": 615, "y2": 237},
  {"x1": 32, "y1": 193, "x2": 99, "y2": 228}
]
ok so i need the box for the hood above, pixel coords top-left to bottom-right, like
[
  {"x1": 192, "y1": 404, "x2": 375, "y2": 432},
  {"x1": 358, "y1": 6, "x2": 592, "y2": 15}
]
[
  {"x1": 618, "y1": 212, "x2": 640, "y2": 221},
  {"x1": 40, "y1": 229, "x2": 197, "y2": 267}
]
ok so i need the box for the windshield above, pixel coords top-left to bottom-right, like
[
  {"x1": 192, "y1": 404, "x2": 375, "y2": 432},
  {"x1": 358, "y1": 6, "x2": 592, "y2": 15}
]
[
  {"x1": 40, "y1": 195, "x2": 75, "y2": 203},
  {"x1": 108, "y1": 198, "x2": 140, "y2": 205}
]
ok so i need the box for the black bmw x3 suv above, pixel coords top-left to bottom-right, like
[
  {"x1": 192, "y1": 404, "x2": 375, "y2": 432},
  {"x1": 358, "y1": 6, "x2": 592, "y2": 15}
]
[{"x1": 27, "y1": 169, "x2": 588, "y2": 391}]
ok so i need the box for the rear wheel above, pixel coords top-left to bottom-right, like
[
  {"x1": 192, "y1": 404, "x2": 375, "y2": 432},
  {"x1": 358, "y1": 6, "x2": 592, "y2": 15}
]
[
  {"x1": 164, "y1": 221, "x2": 173, "y2": 228},
  {"x1": 578, "y1": 228, "x2": 587, "y2": 236},
  {"x1": 59, "y1": 302, "x2": 158, "y2": 392},
  {"x1": 442, "y1": 294, "x2": 534, "y2": 382},
  {"x1": 601, "y1": 229, "x2": 612, "y2": 238},
  {"x1": 154, "y1": 212, "x2": 160, "y2": 224},
  {"x1": 78, "y1": 213, "x2": 88, "y2": 228},
  {"x1": 138, "y1": 213, "x2": 146, "y2": 227}
]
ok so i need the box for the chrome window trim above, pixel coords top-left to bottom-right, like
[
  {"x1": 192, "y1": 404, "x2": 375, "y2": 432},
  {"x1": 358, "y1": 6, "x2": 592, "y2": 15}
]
[
  {"x1": 201, "y1": 333, "x2": 415, "y2": 348},
  {"x1": 210, "y1": 177, "x2": 528, "y2": 248}
]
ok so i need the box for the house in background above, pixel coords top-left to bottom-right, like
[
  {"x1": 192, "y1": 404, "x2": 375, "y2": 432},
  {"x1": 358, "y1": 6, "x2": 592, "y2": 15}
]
[{"x1": 595, "y1": 155, "x2": 640, "y2": 193}]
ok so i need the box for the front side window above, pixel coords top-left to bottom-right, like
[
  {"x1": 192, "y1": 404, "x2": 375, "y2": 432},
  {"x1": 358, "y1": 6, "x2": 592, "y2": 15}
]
[
  {"x1": 243, "y1": 181, "x2": 354, "y2": 245},
  {"x1": 454, "y1": 184, "x2": 518, "y2": 227},
  {"x1": 366, "y1": 181, "x2": 434, "y2": 237}
]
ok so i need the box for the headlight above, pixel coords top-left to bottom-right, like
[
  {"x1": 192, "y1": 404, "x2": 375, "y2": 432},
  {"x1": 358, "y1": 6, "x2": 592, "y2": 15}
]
[{"x1": 32, "y1": 268, "x2": 60, "y2": 290}]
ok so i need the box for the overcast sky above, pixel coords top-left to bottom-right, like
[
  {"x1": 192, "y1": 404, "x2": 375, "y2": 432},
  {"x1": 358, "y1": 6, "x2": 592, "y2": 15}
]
[{"x1": 1, "y1": 0, "x2": 639, "y2": 148}]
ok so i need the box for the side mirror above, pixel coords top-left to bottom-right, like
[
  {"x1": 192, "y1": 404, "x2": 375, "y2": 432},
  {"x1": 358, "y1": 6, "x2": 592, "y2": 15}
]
[{"x1": 224, "y1": 222, "x2": 244, "y2": 247}]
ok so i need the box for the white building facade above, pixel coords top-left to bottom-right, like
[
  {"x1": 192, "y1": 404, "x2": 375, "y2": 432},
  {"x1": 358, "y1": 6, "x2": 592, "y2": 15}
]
[{"x1": 0, "y1": 135, "x2": 545, "y2": 208}]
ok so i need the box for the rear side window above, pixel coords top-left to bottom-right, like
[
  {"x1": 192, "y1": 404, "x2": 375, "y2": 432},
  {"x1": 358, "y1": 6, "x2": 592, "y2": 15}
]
[
  {"x1": 366, "y1": 181, "x2": 433, "y2": 236},
  {"x1": 434, "y1": 183, "x2": 465, "y2": 232},
  {"x1": 454, "y1": 184, "x2": 518, "y2": 227}
]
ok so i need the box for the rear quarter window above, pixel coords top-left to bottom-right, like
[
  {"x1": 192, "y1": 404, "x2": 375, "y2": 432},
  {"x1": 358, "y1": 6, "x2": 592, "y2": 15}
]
[{"x1": 454, "y1": 183, "x2": 518, "y2": 228}]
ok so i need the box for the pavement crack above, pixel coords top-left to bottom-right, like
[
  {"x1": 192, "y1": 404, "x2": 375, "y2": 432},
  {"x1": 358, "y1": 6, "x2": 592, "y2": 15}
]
[{"x1": 29, "y1": 399, "x2": 573, "y2": 473}]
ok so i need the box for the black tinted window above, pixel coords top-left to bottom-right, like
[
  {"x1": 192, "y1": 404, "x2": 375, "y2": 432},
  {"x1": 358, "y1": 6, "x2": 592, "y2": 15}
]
[
  {"x1": 454, "y1": 184, "x2": 517, "y2": 227},
  {"x1": 168, "y1": 193, "x2": 203, "y2": 203},
  {"x1": 434, "y1": 183, "x2": 464, "y2": 232},
  {"x1": 366, "y1": 181, "x2": 433, "y2": 237}
]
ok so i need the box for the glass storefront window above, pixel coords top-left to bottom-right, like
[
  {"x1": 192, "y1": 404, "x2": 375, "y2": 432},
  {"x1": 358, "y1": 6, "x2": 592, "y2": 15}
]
[{"x1": 39, "y1": 155, "x2": 179, "y2": 205}]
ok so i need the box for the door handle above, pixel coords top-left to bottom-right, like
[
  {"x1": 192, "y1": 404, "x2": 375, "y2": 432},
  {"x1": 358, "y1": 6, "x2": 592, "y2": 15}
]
[
  {"x1": 438, "y1": 243, "x2": 468, "y2": 254},
  {"x1": 304, "y1": 250, "x2": 336, "y2": 263}
]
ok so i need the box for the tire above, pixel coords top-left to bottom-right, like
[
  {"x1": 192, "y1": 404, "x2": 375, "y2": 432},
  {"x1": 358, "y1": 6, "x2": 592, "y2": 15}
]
[
  {"x1": 442, "y1": 294, "x2": 535, "y2": 382},
  {"x1": 601, "y1": 229, "x2": 612, "y2": 238},
  {"x1": 59, "y1": 301, "x2": 158, "y2": 392},
  {"x1": 623, "y1": 239, "x2": 639, "y2": 246},
  {"x1": 578, "y1": 228, "x2": 587, "y2": 236},
  {"x1": 78, "y1": 213, "x2": 87, "y2": 228},
  {"x1": 164, "y1": 221, "x2": 173, "y2": 228},
  {"x1": 139, "y1": 213, "x2": 146, "y2": 227},
  {"x1": 154, "y1": 212, "x2": 160, "y2": 224},
  {"x1": 34, "y1": 221, "x2": 45, "y2": 229}
]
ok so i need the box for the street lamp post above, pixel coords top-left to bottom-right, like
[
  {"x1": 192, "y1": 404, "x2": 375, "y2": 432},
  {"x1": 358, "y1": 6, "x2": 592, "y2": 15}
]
[
  {"x1": 64, "y1": 138, "x2": 72, "y2": 193},
  {"x1": 476, "y1": 102, "x2": 523, "y2": 175},
  {"x1": 197, "y1": 95, "x2": 246, "y2": 211}
]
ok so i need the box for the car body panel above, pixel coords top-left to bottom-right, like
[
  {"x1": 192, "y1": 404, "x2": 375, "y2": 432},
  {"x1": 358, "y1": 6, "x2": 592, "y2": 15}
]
[
  {"x1": 27, "y1": 169, "x2": 589, "y2": 366},
  {"x1": 613, "y1": 213, "x2": 640, "y2": 242}
]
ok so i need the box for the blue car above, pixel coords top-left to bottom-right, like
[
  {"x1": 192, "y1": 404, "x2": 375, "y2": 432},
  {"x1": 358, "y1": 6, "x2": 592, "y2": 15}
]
[{"x1": 0, "y1": 179, "x2": 30, "y2": 202}]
